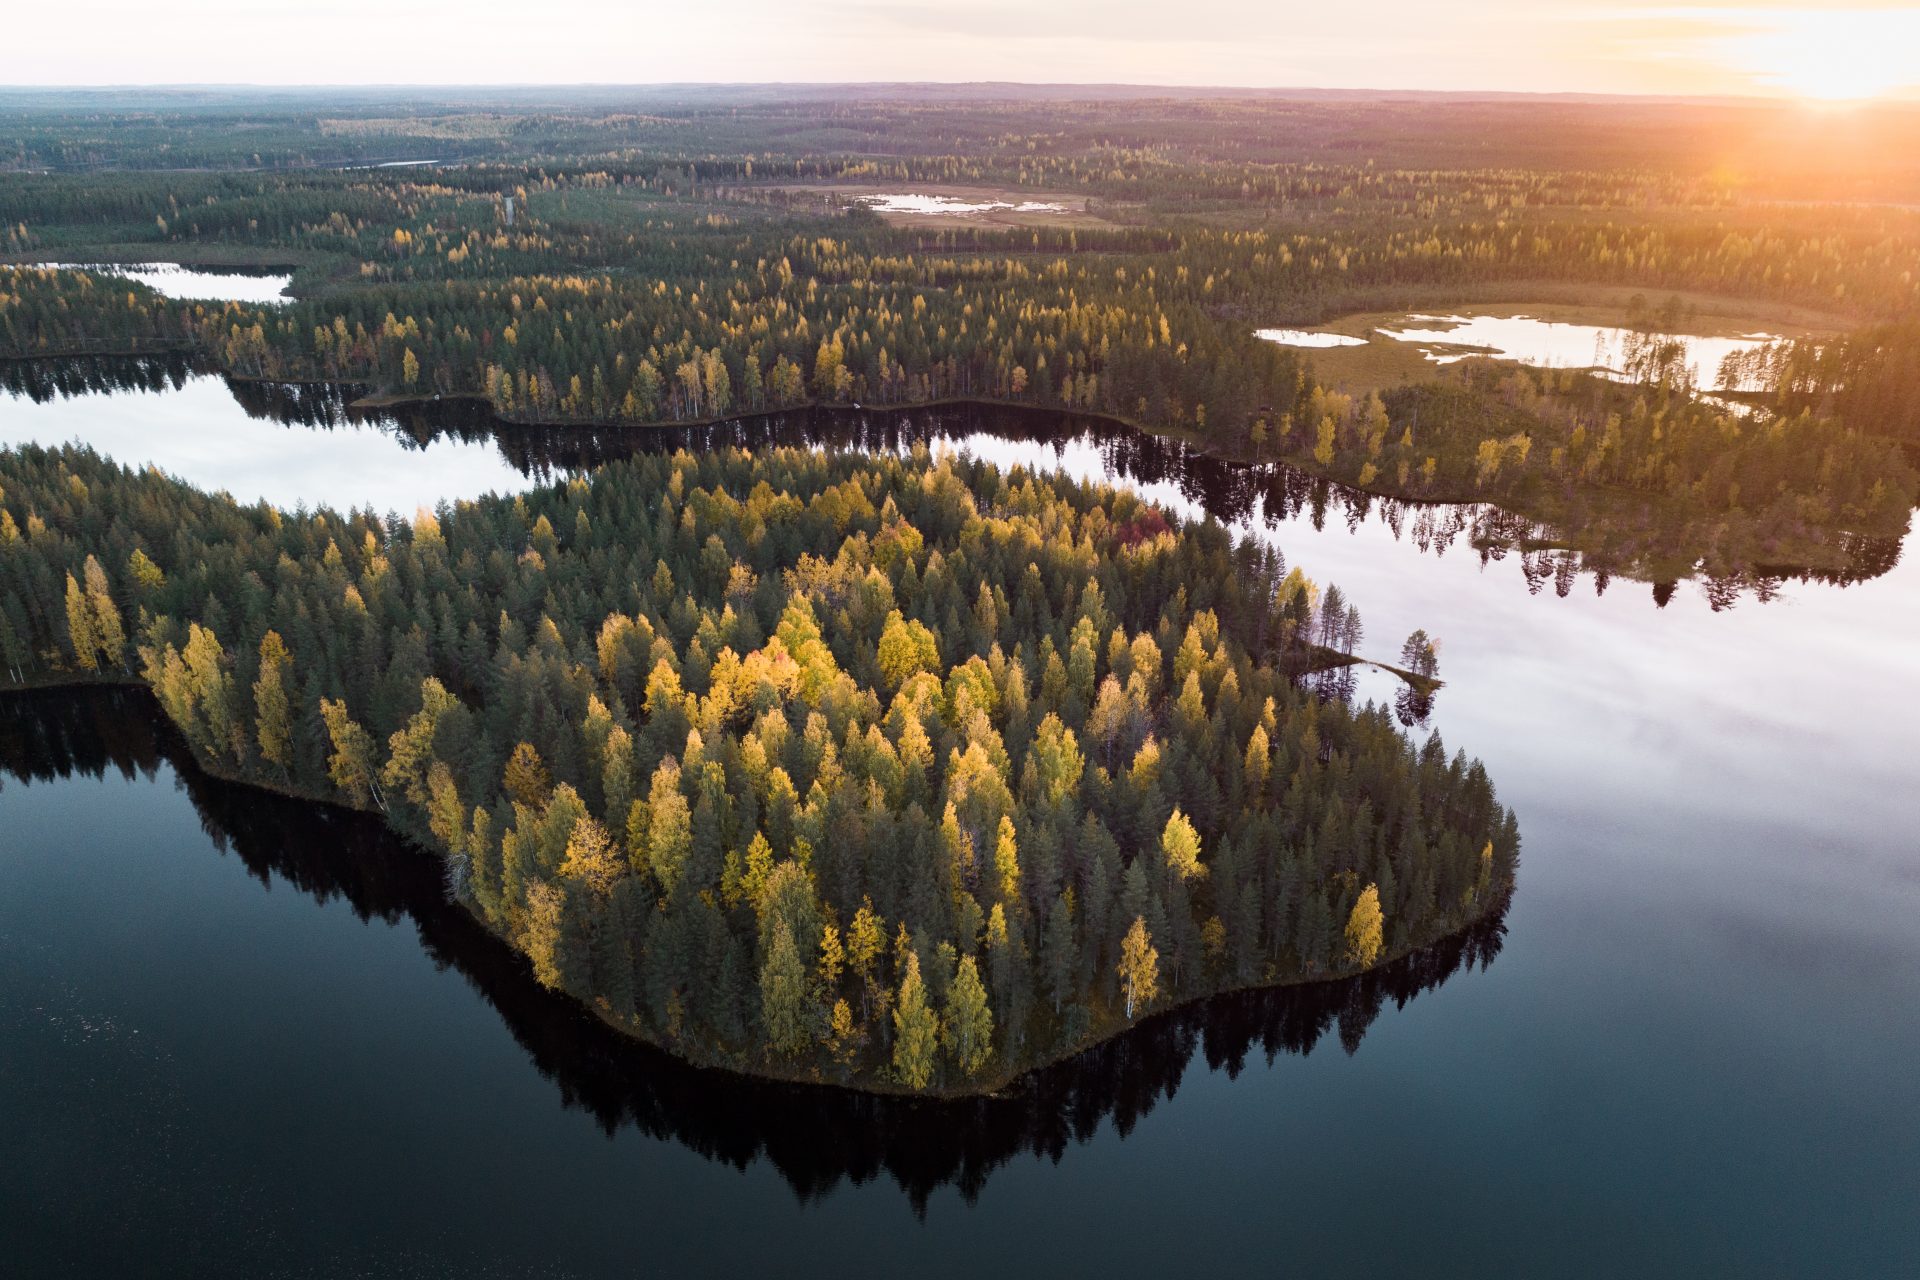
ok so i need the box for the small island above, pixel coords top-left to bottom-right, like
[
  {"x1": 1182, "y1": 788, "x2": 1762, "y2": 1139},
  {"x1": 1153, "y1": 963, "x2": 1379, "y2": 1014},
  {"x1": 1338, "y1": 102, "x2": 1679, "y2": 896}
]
[{"x1": 0, "y1": 442, "x2": 1516, "y2": 1093}]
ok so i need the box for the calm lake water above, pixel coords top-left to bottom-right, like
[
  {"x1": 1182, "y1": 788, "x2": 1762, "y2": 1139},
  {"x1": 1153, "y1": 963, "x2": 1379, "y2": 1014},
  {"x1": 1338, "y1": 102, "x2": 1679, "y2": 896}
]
[
  {"x1": 35, "y1": 262, "x2": 294, "y2": 304},
  {"x1": 858, "y1": 194, "x2": 1068, "y2": 215},
  {"x1": 1377, "y1": 313, "x2": 1780, "y2": 389},
  {"x1": 1252, "y1": 327, "x2": 1371, "y2": 348},
  {"x1": 1260, "y1": 312, "x2": 1782, "y2": 390},
  {"x1": 3, "y1": 363, "x2": 1918, "y2": 1277}
]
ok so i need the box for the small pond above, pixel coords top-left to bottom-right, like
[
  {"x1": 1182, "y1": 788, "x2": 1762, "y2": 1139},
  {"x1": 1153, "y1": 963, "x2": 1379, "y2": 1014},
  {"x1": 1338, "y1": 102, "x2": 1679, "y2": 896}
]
[{"x1": 34, "y1": 261, "x2": 293, "y2": 305}]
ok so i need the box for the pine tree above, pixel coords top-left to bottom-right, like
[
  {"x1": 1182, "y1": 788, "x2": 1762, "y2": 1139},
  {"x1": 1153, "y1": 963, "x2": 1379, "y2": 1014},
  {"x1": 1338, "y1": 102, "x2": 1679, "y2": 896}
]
[
  {"x1": 1042, "y1": 889, "x2": 1077, "y2": 1012},
  {"x1": 848, "y1": 898, "x2": 885, "y2": 1017},
  {"x1": 943, "y1": 954, "x2": 994, "y2": 1077},
  {"x1": 759, "y1": 919, "x2": 811, "y2": 1060}
]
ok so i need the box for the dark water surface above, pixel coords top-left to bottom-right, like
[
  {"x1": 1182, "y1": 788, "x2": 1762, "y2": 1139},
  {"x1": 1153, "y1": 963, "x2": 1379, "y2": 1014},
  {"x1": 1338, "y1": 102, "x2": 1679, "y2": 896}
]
[{"x1": 3, "y1": 365, "x2": 1918, "y2": 1277}]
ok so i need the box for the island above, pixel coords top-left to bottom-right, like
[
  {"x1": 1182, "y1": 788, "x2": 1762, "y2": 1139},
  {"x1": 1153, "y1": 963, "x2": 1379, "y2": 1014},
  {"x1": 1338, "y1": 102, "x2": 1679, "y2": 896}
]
[{"x1": 0, "y1": 442, "x2": 1516, "y2": 1092}]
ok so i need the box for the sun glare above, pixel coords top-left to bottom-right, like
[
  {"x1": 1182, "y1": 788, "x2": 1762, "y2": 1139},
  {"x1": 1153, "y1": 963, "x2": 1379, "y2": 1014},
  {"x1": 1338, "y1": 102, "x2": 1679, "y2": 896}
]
[{"x1": 1709, "y1": 7, "x2": 1920, "y2": 102}]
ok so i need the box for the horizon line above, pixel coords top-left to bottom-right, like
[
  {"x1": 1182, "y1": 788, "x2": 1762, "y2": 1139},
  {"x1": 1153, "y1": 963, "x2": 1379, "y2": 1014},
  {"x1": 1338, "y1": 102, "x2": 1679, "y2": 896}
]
[{"x1": 3, "y1": 81, "x2": 1918, "y2": 108}]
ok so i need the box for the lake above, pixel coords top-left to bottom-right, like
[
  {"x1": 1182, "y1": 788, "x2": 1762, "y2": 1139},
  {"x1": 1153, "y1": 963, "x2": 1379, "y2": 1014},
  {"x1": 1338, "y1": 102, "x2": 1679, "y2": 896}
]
[
  {"x1": 858, "y1": 194, "x2": 1068, "y2": 215},
  {"x1": 33, "y1": 262, "x2": 294, "y2": 304},
  {"x1": 3, "y1": 363, "x2": 1918, "y2": 1277},
  {"x1": 1260, "y1": 311, "x2": 1784, "y2": 390}
]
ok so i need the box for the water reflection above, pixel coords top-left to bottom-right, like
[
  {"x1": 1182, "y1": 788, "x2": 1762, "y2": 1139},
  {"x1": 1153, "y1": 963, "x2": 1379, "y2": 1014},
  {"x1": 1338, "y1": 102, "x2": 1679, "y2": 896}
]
[
  {"x1": 1, "y1": 355, "x2": 1903, "y2": 606},
  {"x1": 1376, "y1": 313, "x2": 1781, "y2": 389},
  {"x1": 0, "y1": 350, "x2": 198, "y2": 402},
  {"x1": 33, "y1": 261, "x2": 293, "y2": 304},
  {"x1": 309, "y1": 379, "x2": 1915, "y2": 604},
  {"x1": 0, "y1": 684, "x2": 1509, "y2": 1211}
]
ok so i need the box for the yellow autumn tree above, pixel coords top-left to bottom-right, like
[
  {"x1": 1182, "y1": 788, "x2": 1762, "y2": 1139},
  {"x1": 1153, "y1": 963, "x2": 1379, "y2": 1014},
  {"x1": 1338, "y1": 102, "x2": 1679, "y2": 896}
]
[
  {"x1": 1345, "y1": 883, "x2": 1385, "y2": 968},
  {"x1": 1118, "y1": 916, "x2": 1159, "y2": 1019}
]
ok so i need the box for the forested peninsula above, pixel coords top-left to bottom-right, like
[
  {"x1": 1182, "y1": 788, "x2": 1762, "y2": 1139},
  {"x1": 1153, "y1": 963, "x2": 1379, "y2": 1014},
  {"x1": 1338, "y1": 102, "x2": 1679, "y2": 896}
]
[{"x1": 0, "y1": 442, "x2": 1516, "y2": 1092}]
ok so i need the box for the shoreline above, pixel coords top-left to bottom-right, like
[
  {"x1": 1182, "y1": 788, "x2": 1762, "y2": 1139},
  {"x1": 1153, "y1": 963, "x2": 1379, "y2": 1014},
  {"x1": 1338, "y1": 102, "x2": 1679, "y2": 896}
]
[
  {"x1": 4, "y1": 344, "x2": 1905, "y2": 584},
  {"x1": 0, "y1": 669, "x2": 1498, "y2": 1101}
]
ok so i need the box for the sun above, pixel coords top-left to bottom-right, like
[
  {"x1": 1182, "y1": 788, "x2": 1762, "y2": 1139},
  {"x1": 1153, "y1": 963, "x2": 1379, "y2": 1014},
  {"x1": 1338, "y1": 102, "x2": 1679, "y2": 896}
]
[{"x1": 1710, "y1": 7, "x2": 1920, "y2": 103}]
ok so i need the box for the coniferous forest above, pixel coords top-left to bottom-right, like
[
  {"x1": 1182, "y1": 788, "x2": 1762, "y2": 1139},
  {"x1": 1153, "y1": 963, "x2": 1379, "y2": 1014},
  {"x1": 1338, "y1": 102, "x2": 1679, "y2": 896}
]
[
  {"x1": 3, "y1": 91, "x2": 1916, "y2": 580},
  {"x1": 0, "y1": 441, "x2": 1514, "y2": 1090}
]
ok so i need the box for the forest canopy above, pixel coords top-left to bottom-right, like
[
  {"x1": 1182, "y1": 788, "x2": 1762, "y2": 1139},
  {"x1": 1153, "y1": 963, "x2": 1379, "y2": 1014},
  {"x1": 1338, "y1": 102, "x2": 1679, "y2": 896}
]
[{"x1": 0, "y1": 441, "x2": 1517, "y2": 1091}]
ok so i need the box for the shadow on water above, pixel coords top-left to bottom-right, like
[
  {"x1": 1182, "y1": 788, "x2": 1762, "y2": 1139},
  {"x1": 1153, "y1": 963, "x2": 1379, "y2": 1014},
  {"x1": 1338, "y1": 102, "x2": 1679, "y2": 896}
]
[
  {"x1": 2, "y1": 354, "x2": 1902, "y2": 606},
  {"x1": 0, "y1": 683, "x2": 1508, "y2": 1212}
]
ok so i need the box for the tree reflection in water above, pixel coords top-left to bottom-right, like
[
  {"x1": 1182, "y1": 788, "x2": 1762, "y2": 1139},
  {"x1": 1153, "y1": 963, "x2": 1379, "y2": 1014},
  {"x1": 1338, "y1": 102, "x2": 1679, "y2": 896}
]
[
  {"x1": 3, "y1": 355, "x2": 1900, "y2": 606},
  {"x1": 0, "y1": 684, "x2": 1508, "y2": 1212}
]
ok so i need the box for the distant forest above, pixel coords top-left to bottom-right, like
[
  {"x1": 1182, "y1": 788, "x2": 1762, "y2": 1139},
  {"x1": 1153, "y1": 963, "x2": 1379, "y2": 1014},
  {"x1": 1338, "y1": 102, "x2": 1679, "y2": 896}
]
[{"x1": 2, "y1": 92, "x2": 1916, "y2": 579}]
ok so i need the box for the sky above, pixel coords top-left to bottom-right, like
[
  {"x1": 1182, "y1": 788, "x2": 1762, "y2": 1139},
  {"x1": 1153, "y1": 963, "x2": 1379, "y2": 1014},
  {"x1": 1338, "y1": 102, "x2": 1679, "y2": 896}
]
[{"x1": 8, "y1": 1, "x2": 1920, "y2": 101}]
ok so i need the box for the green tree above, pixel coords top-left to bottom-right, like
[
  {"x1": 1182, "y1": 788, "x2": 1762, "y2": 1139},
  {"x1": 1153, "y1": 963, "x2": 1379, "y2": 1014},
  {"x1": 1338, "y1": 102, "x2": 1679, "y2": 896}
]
[
  {"x1": 892, "y1": 949, "x2": 939, "y2": 1090},
  {"x1": 759, "y1": 919, "x2": 811, "y2": 1060},
  {"x1": 1042, "y1": 890, "x2": 1078, "y2": 1012},
  {"x1": 848, "y1": 898, "x2": 885, "y2": 1016},
  {"x1": 943, "y1": 954, "x2": 994, "y2": 1077},
  {"x1": 1029, "y1": 713, "x2": 1085, "y2": 805},
  {"x1": 127, "y1": 547, "x2": 165, "y2": 594}
]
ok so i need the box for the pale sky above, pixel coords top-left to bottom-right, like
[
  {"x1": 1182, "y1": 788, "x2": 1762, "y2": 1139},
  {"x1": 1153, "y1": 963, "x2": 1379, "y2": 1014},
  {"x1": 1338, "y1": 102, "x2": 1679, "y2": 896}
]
[{"x1": 8, "y1": 1, "x2": 1920, "y2": 101}]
